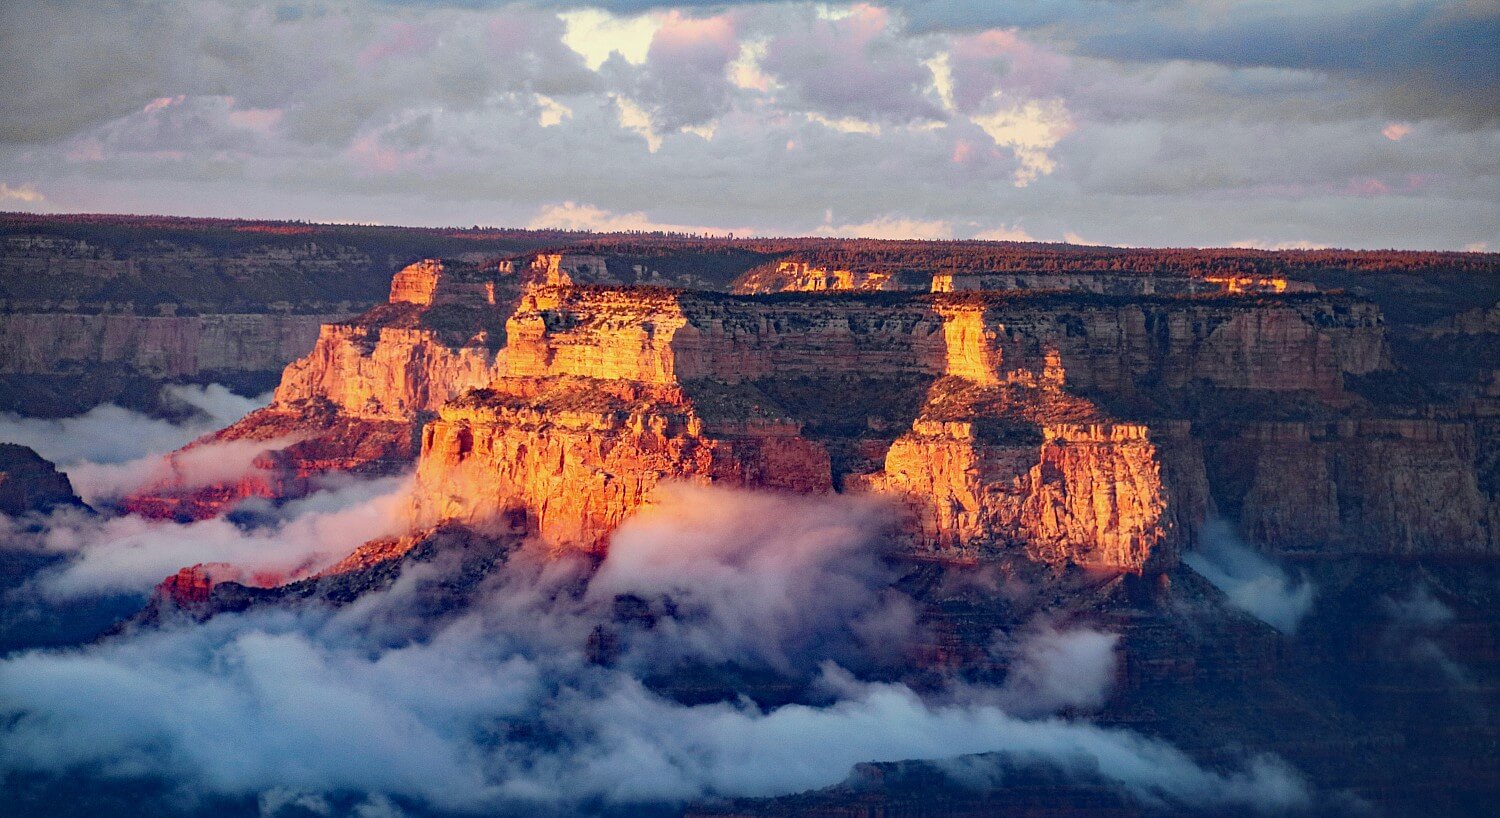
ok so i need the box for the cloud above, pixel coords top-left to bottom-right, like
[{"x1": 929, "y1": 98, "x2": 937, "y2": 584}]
[
  {"x1": 1229, "y1": 239, "x2": 1332, "y2": 251},
  {"x1": 560, "y1": 7, "x2": 661, "y2": 71},
  {"x1": 1382, "y1": 122, "x2": 1413, "y2": 141},
  {"x1": 612, "y1": 94, "x2": 664, "y2": 152},
  {"x1": 0, "y1": 383, "x2": 266, "y2": 468},
  {"x1": 1183, "y1": 521, "x2": 1316, "y2": 634},
  {"x1": 1380, "y1": 584, "x2": 1475, "y2": 689},
  {"x1": 985, "y1": 624, "x2": 1120, "y2": 716},
  {"x1": 0, "y1": 182, "x2": 43, "y2": 203},
  {"x1": 589, "y1": 484, "x2": 916, "y2": 672},
  {"x1": 534, "y1": 94, "x2": 571, "y2": 127},
  {"x1": 0, "y1": 485, "x2": 1313, "y2": 815},
  {"x1": 526, "y1": 200, "x2": 736, "y2": 234},
  {"x1": 8, "y1": 474, "x2": 413, "y2": 599},
  {"x1": 972, "y1": 222, "x2": 1035, "y2": 241},
  {"x1": 0, "y1": 383, "x2": 272, "y2": 504},
  {"x1": 65, "y1": 435, "x2": 302, "y2": 504},
  {"x1": 757, "y1": 3, "x2": 945, "y2": 124},
  {"x1": 0, "y1": 1, "x2": 1494, "y2": 250},
  {"x1": 816, "y1": 214, "x2": 955, "y2": 240},
  {"x1": 969, "y1": 97, "x2": 1073, "y2": 186}
]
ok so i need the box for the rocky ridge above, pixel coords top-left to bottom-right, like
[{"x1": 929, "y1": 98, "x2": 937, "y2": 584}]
[{"x1": 128, "y1": 256, "x2": 1500, "y2": 577}]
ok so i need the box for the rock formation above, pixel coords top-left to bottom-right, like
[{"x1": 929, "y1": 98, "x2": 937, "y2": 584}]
[
  {"x1": 119, "y1": 259, "x2": 517, "y2": 519},
  {"x1": 124, "y1": 254, "x2": 1497, "y2": 571},
  {"x1": 0, "y1": 444, "x2": 84, "y2": 516}
]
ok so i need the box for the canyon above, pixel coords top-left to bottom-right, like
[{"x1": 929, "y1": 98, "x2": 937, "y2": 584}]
[
  {"x1": 3, "y1": 215, "x2": 1498, "y2": 817},
  {"x1": 125, "y1": 251, "x2": 1495, "y2": 572}
]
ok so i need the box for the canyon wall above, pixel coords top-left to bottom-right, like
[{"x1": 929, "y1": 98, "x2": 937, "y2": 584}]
[
  {"x1": 0, "y1": 312, "x2": 343, "y2": 378},
  {"x1": 120, "y1": 260, "x2": 514, "y2": 519},
  {"x1": 120, "y1": 260, "x2": 1495, "y2": 568},
  {"x1": 931, "y1": 271, "x2": 1314, "y2": 296},
  {"x1": 408, "y1": 284, "x2": 1397, "y2": 569}
]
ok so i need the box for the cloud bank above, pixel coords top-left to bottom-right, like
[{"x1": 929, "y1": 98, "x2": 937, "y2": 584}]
[
  {"x1": 0, "y1": 485, "x2": 1314, "y2": 815},
  {"x1": 0, "y1": 1, "x2": 1493, "y2": 249}
]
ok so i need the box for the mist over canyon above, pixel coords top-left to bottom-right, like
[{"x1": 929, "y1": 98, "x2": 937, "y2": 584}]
[{"x1": 0, "y1": 215, "x2": 1496, "y2": 817}]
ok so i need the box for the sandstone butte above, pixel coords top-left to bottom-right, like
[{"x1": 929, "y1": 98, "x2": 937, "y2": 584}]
[{"x1": 122, "y1": 254, "x2": 1499, "y2": 602}]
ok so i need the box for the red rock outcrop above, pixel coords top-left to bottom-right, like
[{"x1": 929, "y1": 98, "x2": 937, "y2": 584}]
[
  {"x1": 734, "y1": 261, "x2": 909, "y2": 293},
  {"x1": 120, "y1": 259, "x2": 517, "y2": 519},
  {"x1": 125, "y1": 258, "x2": 1495, "y2": 573}
]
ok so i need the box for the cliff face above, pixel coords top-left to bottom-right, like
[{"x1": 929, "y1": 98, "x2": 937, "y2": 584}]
[
  {"x1": 413, "y1": 378, "x2": 831, "y2": 548},
  {"x1": 119, "y1": 260, "x2": 514, "y2": 519},
  {"x1": 734, "y1": 261, "x2": 911, "y2": 293},
  {"x1": 407, "y1": 285, "x2": 1392, "y2": 569},
  {"x1": 1212, "y1": 419, "x2": 1495, "y2": 555},
  {"x1": 124, "y1": 258, "x2": 1494, "y2": 568},
  {"x1": 0, "y1": 444, "x2": 84, "y2": 516},
  {"x1": 931, "y1": 271, "x2": 1314, "y2": 296},
  {"x1": 0, "y1": 312, "x2": 341, "y2": 378}
]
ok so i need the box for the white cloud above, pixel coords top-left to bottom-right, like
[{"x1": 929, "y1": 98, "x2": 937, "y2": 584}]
[
  {"x1": 0, "y1": 182, "x2": 44, "y2": 203},
  {"x1": 970, "y1": 96, "x2": 1073, "y2": 186},
  {"x1": 816, "y1": 215, "x2": 955, "y2": 240},
  {"x1": 0, "y1": 485, "x2": 1313, "y2": 814},
  {"x1": 0, "y1": 384, "x2": 265, "y2": 469},
  {"x1": 805, "y1": 112, "x2": 882, "y2": 135},
  {"x1": 730, "y1": 39, "x2": 775, "y2": 92},
  {"x1": 613, "y1": 95, "x2": 663, "y2": 152},
  {"x1": 535, "y1": 94, "x2": 572, "y2": 128},
  {"x1": 1229, "y1": 239, "x2": 1332, "y2": 250},
  {"x1": 1183, "y1": 521, "x2": 1316, "y2": 634},
  {"x1": 1463, "y1": 242, "x2": 1488, "y2": 252},
  {"x1": 13, "y1": 474, "x2": 412, "y2": 599},
  {"x1": 527, "y1": 201, "x2": 733, "y2": 235},
  {"x1": 926, "y1": 52, "x2": 956, "y2": 112},
  {"x1": 1063, "y1": 231, "x2": 1103, "y2": 246},
  {"x1": 972, "y1": 223, "x2": 1035, "y2": 241},
  {"x1": 560, "y1": 8, "x2": 660, "y2": 71}
]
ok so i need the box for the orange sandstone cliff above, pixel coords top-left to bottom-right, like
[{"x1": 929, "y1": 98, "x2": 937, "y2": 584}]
[{"x1": 130, "y1": 259, "x2": 1498, "y2": 572}]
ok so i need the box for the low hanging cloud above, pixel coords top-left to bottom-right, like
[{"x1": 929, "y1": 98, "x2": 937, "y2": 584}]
[
  {"x1": 0, "y1": 383, "x2": 276, "y2": 504},
  {"x1": 985, "y1": 623, "x2": 1121, "y2": 717},
  {"x1": 4, "y1": 474, "x2": 412, "y2": 600},
  {"x1": 1380, "y1": 584, "x2": 1475, "y2": 689},
  {"x1": 0, "y1": 383, "x2": 266, "y2": 468},
  {"x1": 589, "y1": 484, "x2": 918, "y2": 672},
  {"x1": 0, "y1": 485, "x2": 1314, "y2": 815},
  {"x1": 1183, "y1": 520, "x2": 1316, "y2": 634}
]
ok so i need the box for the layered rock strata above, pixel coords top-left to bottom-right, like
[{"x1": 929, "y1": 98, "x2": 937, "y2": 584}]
[
  {"x1": 931, "y1": 271, "x2": 1315, "y2": 296},
  {"x1": 129, "y1": 260, "x2": 1496, "y2": 570},
  {"x1": 120, "y1": 260, "x2": 516, "y2": 518},
  {"x1": 408, "y1": 285, "x2": 1392, "y2": 569}
]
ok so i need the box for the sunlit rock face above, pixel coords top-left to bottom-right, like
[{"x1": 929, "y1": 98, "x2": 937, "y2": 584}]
[
  {"x1": 410, "y1": 283, "x2": 1391, "y2": 569},
  {"x1": 120, "y1": 260, "x2": 516, "y2": 519},
  {"x1": 123, "y1": 256, "x2": 1497, "y2": 570},
  {"x1": 734, "y1": 261, "x2": 908, "y2": 293}
]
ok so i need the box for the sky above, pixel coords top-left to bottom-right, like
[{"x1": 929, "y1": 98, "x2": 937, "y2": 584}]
[{"x1": 0, "y1": 0, "x2": 1495, "y2": 250}]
